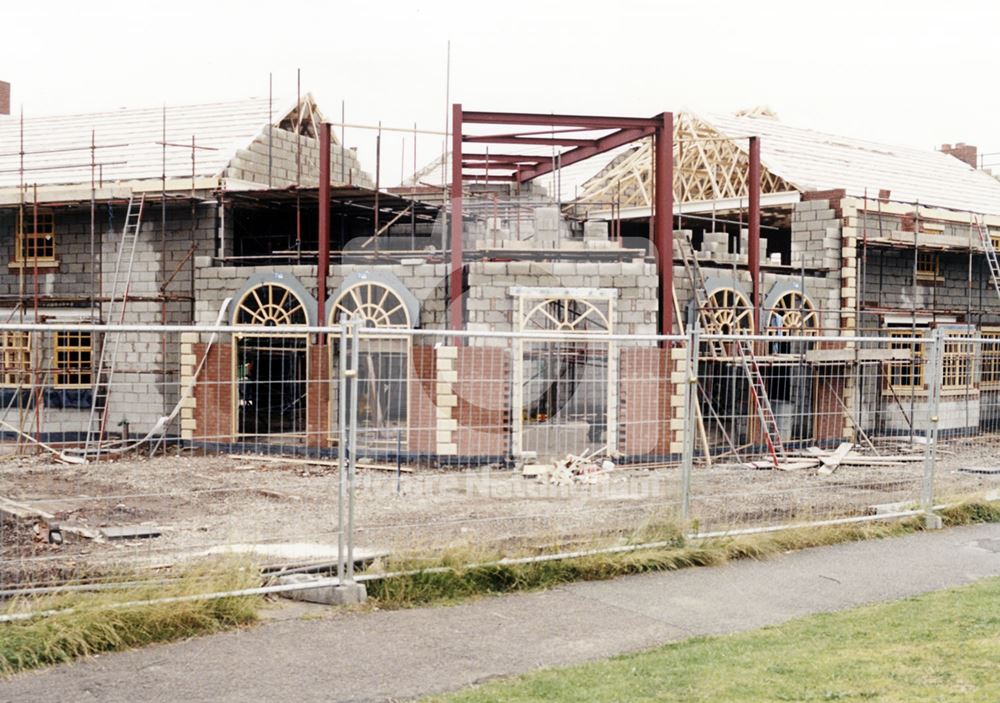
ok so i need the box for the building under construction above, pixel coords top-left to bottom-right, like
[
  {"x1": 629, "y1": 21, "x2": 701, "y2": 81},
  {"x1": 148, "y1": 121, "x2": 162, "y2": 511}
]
[{"x1": 2, "y1": 96, "x2": 1000, "y2": 463}]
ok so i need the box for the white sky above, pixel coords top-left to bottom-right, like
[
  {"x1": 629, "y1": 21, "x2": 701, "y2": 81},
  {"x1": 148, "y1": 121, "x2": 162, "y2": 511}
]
[{"x1": 4, "y1": 0, "x2": 1000, "y2": 183}]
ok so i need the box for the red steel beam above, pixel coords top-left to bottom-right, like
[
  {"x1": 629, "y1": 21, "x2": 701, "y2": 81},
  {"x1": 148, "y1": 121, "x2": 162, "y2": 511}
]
[
  {"x1": 748, "y1": 135, "x2": 761, "y2": 334},
  {"x1": 517, "y1": 126, "x2": 655, "y2": 182},
  {"x1": 462, "y1": 154, "x2": 550, "y2": 166},
  {"x1": 450, "y1": 104, "x2": 464, "y2": 331},
  {"x1": 317, "y1": 122, "x2": 331, "y2": 333},
  {"x1": 654, "y1": 113, "x2": 674, "y2": 339},
  {"x1": 462, "y1": 111, "x2": 661, "y2": 130},
  {"x1": 459, "y1": 174, "x2": 518, "y2": 182},
  {"x1": 463, "y1": 135, "x2": 594, "y2": 147}
]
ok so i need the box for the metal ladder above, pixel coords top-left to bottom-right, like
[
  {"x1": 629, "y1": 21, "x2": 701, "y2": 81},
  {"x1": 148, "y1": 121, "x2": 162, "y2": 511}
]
[
  {"x1": 83, "y1": 194, "x2": 145, "y2": 459},
  {"x1": 677, "y1": 232, "x2": 786, "y2": 466},
  {"x1": 974, "y1": 216, "x2": 1000, "y2": 303}
]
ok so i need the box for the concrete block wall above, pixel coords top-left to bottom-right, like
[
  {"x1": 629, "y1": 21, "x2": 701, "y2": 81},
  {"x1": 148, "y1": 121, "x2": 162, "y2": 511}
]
[
  {"x1": 466, "y1": 260, "x2": 658, "y2": 336},
  {"x1": 0, "y1": 203, "x2": 217, "y2": 437},
  {"x1": 195, "y1": 260, "x2": 448, "y2": 330},
  {"x1": 223, "y1": 126, "x2": 373, "y2": 189},
  {"x1": 861, "y1": 248, "x2": 1000, "y2": 323},
  {"x1": 791, "y1": 199, "x2": 841, "y2": 271}
]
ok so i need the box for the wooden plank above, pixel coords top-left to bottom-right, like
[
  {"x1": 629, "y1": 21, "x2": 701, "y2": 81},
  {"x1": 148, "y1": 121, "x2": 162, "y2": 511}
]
[
  {"x1": 818, "y1": 442, "x2": 854, "y2": 475},
  {"x1": 227, "y1": 454, "x2": 414, "y2": 473}
]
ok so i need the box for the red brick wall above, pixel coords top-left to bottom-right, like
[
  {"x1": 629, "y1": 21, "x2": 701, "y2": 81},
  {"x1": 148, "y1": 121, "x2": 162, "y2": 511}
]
[
  {"x1": 454, "y1": 346, "x2": 510, "y2": 457},
  {"x1": 813, "y1": 370, "x2": 847, "y2": 444},
  {"x1": 408, "y1": 345, "x2": 436, "y2": 454},
  {"x1": 306, "y1": 344, "x2": 331, "y2": 448},
  {"x1": 619, "y1": 346, "x2": 675, "y2": 456},
  {"x1": 192, "y1": 341, "x2": 233, "y2": 443}
]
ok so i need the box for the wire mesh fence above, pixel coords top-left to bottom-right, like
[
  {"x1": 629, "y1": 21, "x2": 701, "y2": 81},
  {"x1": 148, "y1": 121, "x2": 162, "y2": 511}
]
[{"x1": 1, "y1": 322, "x2": 999, "y2": 612}]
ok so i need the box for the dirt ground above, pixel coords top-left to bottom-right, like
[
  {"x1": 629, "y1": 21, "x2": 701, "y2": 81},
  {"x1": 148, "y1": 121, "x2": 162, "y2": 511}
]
[{"x1": 1, "y1": 438, "x2": 998, "y2": 587}]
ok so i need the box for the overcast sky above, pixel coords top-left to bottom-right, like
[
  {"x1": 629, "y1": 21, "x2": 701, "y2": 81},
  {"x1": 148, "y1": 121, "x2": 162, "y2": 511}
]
[{"x1": 4, "y1": 0, "x2": 999, "y2": 180}]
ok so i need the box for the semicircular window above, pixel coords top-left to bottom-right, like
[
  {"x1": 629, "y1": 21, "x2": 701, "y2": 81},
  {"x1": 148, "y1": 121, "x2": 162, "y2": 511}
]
[
  {"x1": 329, "y1": 281, "x2": 411, "y2": 328},
  {"x1": 234, "y1": 283, "x2": 308, "y2": 327}
]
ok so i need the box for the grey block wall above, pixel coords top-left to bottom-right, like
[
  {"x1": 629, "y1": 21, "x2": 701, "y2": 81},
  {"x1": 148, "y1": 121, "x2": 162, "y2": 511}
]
[
  {"x1": 194, "y1": 261, "x2": 449, "y2": 331},
  {"x1": 0, "y1": 202, "x2": 217, "y2": 437},
  {"x1": 223, "y1": 126, "x2": 373, "y2": 189},
  {"x1": 861, "y1": 248, "x2": 1000, "y2": 325},
  {"x1": 791, "y1": 200, "x2": 841, "y2": 270},
  {"x1": 466, "y1": 260, "x2": 659, "y2": 336}
]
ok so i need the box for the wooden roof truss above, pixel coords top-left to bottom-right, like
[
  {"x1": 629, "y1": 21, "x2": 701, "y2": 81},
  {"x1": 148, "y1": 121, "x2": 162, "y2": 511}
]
[{"x1": 577, "y1": 112, "x2": 797, "y2": 211}]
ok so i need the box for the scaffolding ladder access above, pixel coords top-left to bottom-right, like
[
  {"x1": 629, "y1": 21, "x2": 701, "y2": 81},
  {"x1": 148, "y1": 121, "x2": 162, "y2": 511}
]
[
  {"x1": 677, "y1": 232, "x2": 786, "y2": 466},
  {"x1": 82, "y1": 193, "x2": 146, "y2": 459},
  {"x1": 975, "y1": 216, "x2": 1000, "y2": 303}
]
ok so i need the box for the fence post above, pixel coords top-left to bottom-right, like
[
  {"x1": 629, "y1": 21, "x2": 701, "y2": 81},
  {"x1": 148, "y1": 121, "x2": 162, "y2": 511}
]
[
  {"x1": 336, "y1": 321, "x2": 349, "y2": 585},
  {"x1": 680, "y1": 326, "x2": 700, "y2": 527},
  {"x1": 921, "y1": 328, "x2": 943, "y2": 520},
  {"x1": 346, "y1": 317, "x2": 361, "y2": 583}
]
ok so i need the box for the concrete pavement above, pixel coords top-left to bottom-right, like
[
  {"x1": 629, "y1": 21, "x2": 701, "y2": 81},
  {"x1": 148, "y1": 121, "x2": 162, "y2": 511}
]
[{"x1": 2, "y1": 523, "x2": 999, "y2": 702}]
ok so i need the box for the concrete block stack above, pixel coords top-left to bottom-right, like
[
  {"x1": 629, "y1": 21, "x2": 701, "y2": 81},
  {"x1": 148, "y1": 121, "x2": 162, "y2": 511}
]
[
  {"x1": 583, "y1": 220, "x2": 612, "y2": 249},
  {"x1": 791, "y1": 200, "x2": 841, "y2": 270},
  {"x1": 532, "y1": 207, "x2": 561, "y2": 247}
]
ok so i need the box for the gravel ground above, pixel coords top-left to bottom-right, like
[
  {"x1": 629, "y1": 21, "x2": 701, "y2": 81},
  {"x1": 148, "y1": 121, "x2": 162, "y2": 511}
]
[{"x1": 0, "y1": 437, "x2": 997, "y2": 587}]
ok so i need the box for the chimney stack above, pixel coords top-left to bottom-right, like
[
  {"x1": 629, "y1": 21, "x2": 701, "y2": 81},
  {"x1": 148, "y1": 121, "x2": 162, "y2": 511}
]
[
  {"x1": 940, "y1": 142, "x2": 978, "y2": 169},
  {"x1": 0, "y1": 82, "x2": 9, "y2": 116}
]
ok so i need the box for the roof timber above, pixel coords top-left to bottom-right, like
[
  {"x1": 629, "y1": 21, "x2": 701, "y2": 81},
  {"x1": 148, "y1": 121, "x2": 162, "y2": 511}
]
[{"x1": 575, "y1": 112, "x2": 795, "y2": 214}]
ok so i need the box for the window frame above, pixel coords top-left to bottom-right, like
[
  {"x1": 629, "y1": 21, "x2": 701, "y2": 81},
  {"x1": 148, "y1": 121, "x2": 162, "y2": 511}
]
[
  {"x1": 15, "y1": 207, "x2": 57, "y2": 266},
  {"x1": 980, "y1": 327, "x2": 1000, "y2": 390},
  {"x1": 54, "y1": 330, "x2": 93, "y2": 389},
  {"x1": 940, "y1": 328, "x2": 975, "y2": 392},
  {"x1": 885, "y1": 328, "x2": 926, "y2": 392},
  {"x1": 0, "y1": 330, "x2": 31, "y2": 388},
  {"x1": 915, "y1": 252, "x2": 942, "y2": 284}
]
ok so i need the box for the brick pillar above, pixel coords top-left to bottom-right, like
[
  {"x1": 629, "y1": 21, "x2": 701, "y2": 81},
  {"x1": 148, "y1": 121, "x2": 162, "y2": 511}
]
[
  {"x1": 454, "y1": 346, "x2": 510, "y2": 458},
  {"x1": 306, "y1": 343, "x2": 332, "y2": 449},
  {"x1": 435, "y1": 346, "x2": 458, "y2": 455},
  {"x1": 191, "y1": 340, "x2": 233, "y2": 444},
  {"x1": 408, "y1": 345, "x2": 437, "y2": 454}
]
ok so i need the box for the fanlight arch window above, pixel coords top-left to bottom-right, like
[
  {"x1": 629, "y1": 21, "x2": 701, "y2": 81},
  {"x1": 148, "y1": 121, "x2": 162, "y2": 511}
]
[
  {"x1": 699, "y1": 287, "x2": 753, "y2": 335},
  {"x1": 522, "y1": 297, "x2": 611, "y2": 333},
  {"x1": 766, "y1": 290, "x2": 818, "y2": 336},
  {"x1": 234, "y1": 283, "x2": 309, "y2": 327},
  {"x1": 329, "y1": 280, "x2": 412, "y2": 329},
  {"x1": 698, "y1": 286, "x2": 753, "y2": 357}
]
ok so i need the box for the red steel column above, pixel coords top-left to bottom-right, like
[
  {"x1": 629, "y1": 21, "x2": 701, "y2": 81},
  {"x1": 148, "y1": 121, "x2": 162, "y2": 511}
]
[
  {"x1": 654, "y1": 112, "x2": 674, "y2": 338},
  {"x1": 748, "y1": 136, "x2": 761, "y2": 333},
  {"x1": 449, "y1": 103, "x2": 464, "y2": 330},
  {"x1": 317, "y1": 122, "x2": 331, "y2": 330}
]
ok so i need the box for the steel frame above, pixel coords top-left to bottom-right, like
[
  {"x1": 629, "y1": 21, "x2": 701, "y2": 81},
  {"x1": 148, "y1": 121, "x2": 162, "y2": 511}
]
[{"x1": 449, "y1": 107, "x2": 675, "y2": 337}]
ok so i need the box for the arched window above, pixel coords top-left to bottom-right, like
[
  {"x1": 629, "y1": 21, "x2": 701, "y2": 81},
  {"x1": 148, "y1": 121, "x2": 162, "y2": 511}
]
[
  {"x1": 523, "y1": 297, "x2": 611, "y2": 333},
  {"x1": 328, "y1": 280, "x2": 412, "y2": 328},
  {"x1": 234, "y1": 283, "x2": 309, "y2": 327},
  {"x1": 765, "y1": 289, "x2": 819, "y2": 336},
  {"x1": 699, "y1": 286, "x2": 753, "y2": 336},
  {"x1": 512, "y1": 288, "x2": 617, "y2": 459},
  {"x1": 328, "y1": 274, "x2": 417, "y2": 440},
  {"x1": 231, "y1": 280, "x2": 311, "y2": 439}
]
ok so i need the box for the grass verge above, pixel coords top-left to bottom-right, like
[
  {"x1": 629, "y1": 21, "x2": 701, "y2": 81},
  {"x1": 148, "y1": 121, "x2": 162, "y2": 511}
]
[
  {"x1": 426, "y1": 575, "x2": 1000, "y2": 702},
  {"x1": 0, "y1": 558, "x2": 262, "y2": 676},
  {"x1": 368, "y1": 499, "x2": 1000, "y2": 609}
]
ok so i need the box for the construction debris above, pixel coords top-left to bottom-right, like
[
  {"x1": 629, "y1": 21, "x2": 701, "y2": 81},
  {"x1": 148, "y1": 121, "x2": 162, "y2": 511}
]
[
  {"x1": 741, "y1": 443, "x2": 925, "y2": 474},
  {"x1": 530, "y1": 449, "x2": 616, "y2": 486},
  {"x1": 817, "y1": 442, "x2": 853, "y2": 475}
]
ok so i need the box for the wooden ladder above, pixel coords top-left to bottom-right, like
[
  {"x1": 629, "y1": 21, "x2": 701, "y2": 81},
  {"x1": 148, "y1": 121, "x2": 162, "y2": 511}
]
[
  {"x1": 734, "y1": 337, "x2": 786, "y2": 465},
  {"x1": 83, "y1": 193, "x2": 145, "y2": 459}
]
